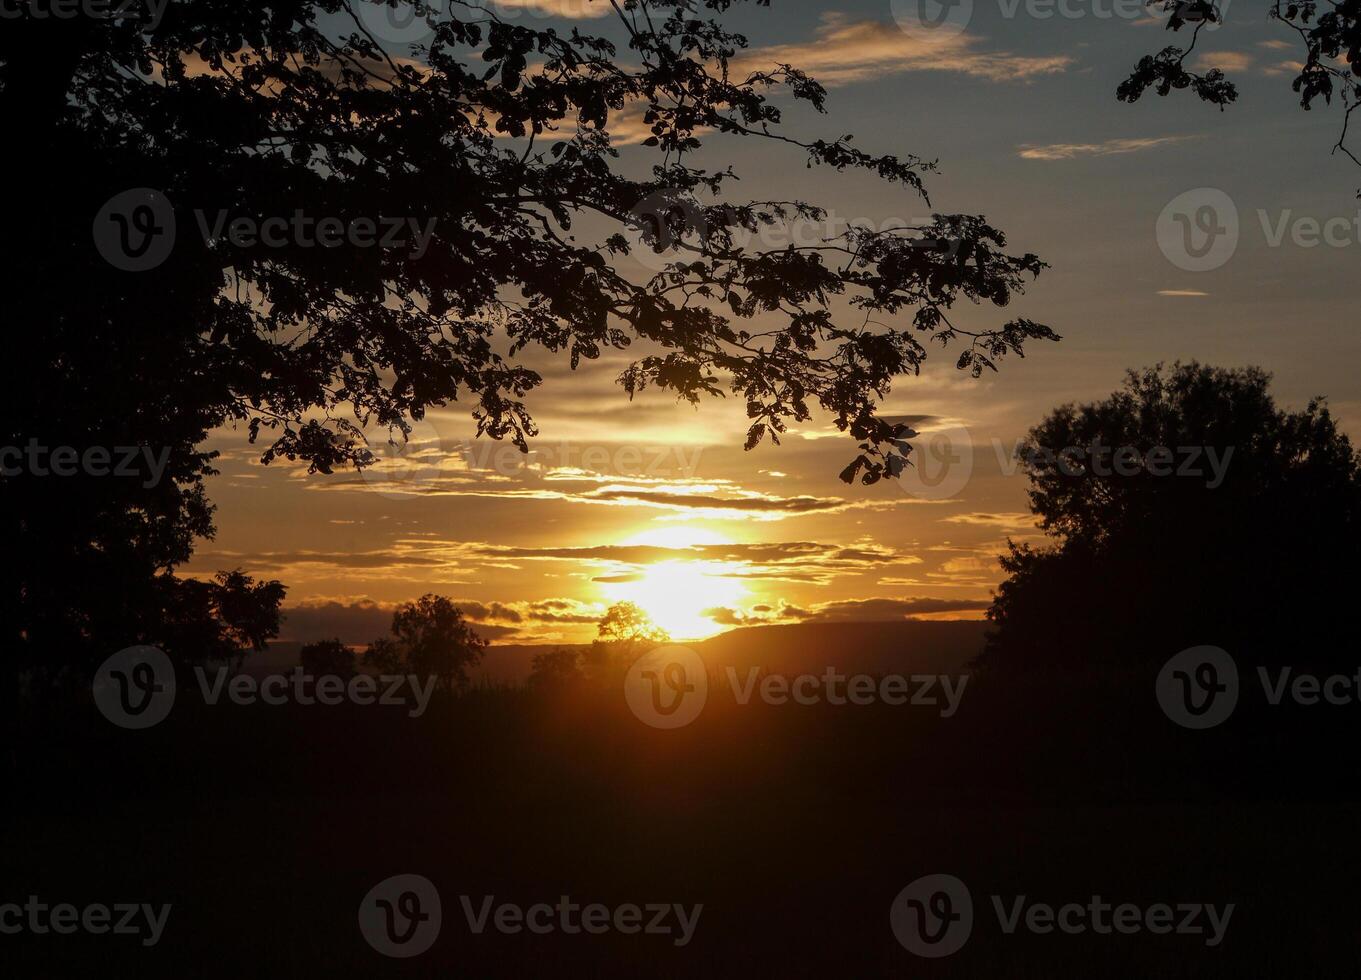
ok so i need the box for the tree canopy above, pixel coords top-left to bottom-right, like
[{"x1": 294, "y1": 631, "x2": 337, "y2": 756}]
[
  {"x1": 981, "y1": 363, "x2": 1361, "y2": 672},
  {"x1": 1119, "y1": 1, "x2": 1361, "y2": 177},
  {"x1": 3, "y1": 0, "x2": 1054, "y2": 673}
]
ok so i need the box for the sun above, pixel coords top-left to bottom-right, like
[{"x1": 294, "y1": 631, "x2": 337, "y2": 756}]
[{"x1": 602, "y1": 526, "x2": 748, "y2": 639}]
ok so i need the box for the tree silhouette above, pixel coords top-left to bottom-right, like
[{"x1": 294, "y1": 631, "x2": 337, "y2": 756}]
[
  {"x1": 299, "y1": 638, "x2": 357, "y2": 678},
  {"x1": 980, "y1": 363, "x2": 1361, "y2": 673},
  {"x1": 389, "y1": 594, "x2": 488, "y2": 690},
  {"x1": 1118, "y1": 1, "x2": 1361, "y2": 173},
  {"x1": 595, "y1": 601, "x2": 669, "y2": 645},
  {"x1": 2, "y1": 0, "x2": 1054, "y2": 682},
  {"x1": 560, "y1": 601, "x2": 670, "y2": 681},
  {"x1": 527, "y1": 647, "x2": 585, "y2": 689}
]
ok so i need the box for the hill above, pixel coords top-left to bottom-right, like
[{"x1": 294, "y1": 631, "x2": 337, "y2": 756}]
[{"x1": 470, "y1": 619, "x2": 988, "y2": 684}]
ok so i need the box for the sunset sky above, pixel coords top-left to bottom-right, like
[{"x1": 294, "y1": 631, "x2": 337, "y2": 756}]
[{"x1": 185, "y1": 0, "x2": 1361, "y2": 644}]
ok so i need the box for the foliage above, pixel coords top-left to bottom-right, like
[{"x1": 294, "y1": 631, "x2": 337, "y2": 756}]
[
  {"x1": 981, "y1": 363, "x2": 1361, "y2": 671},
  {"x1": 299, "y1": 637, "x2": 358, "y2": 678},
  {"x1": 1118, "y1": 0, "x2": 1361, "y2": 176},
  {"x1": 2, "y1": 0, "x2": 1054, "y2": 673},
  {"x1": 358, "y1": 596, "x2": 486, "y2": 688}
]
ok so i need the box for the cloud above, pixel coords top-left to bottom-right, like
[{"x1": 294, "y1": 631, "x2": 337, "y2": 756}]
[
  {"x1": 311, "y1": 472, "x2": 922, "y2": 521},
  {"x1": 1262, "y1": 60, "x2": 1303, "y2": 78},
  {"x1": 736, "y1": 14, "x2": 1073, "y2": 87},
  {"x1": 1158, "y1": 289, "x2": 1209, "y2": 297},
  {"x1": 491, "y1": 0, "x2": 611, "y2": 18},
  {"x1": 705, "y1": 595, "x2": 990, "y2": 625},
  {"x1": 1018, "y1": 135, "x2": 1196, "y2": 160},
  {"x1": 279, "y1": 598, "x2": 395, "y2": 643},
  {"x1": 482, "y1": 540, "x2": 923, "y2": 584},
  {"x1": 941, "y1": 512, "x2": 1037, "y2": 531},
  {"x1": 196, "y1": 537, "x2": 927, "y2": 590},
  {"x1": 279, "y1": 595, "x2": 610, "y2": 640},
  {"x1": 1192, "y1": 50, "x2": 1253, "y2": 73}
]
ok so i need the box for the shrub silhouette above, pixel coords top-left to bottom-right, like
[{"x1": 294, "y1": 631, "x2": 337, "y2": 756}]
[{"x1": 298, "y1": 639, "x2": 357, "y2": 679}]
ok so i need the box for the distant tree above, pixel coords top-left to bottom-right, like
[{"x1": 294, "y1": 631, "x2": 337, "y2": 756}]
[
  {"x1": 596, "y1": 602, "x2": 670, "y2": 646},
  {"x1": 581, "y1": 601, "x2": 669, "y2": 678},
  {"x1": 1117, "y1": 1, "x2": 1361, "y2": 175},
  {"x1": 527, "y1": 648, "x2": 585, "y2": 689},
  {"x1": 361, "y1": 636, "x2": 403, "y2": 675},
  {"x1": 390, "y1": 595, "x2": 488, "y2": 691},
  {"x1": 299, "y1": 638, "x2": 357, "y2": 678},
  {"x1": 4, "y1": 0, "x2": 1054, "y2": 687},
  {"x1": 980, "y1": 363, "x2": 1361, "y2": 672}
]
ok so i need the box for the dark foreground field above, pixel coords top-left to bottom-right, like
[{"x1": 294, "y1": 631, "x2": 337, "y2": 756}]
[{"x1": 7, "y1": 668, "x2": 1361, "y2": 978}]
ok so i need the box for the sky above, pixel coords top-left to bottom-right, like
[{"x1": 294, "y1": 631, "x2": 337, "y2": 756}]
[{"x1": 183, "y1": 0, "x2": 1361, "y2": 645}]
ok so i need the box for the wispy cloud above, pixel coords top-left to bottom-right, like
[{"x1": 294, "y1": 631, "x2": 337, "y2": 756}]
[
  {"x1": 705, "y1": 595, "x2": 991, "y2": 625},
  {"x1": 941, "y1": 512, "x2": 1037, "y2": 531},
  {"x1": 1158, "y1": 289, "x2": 1209, "y2": 297},
  {"x1": 738, "y1": 14, "x2": 1073, "y2": 86},
  {"x1": 1192, "y1": 50, "x2": 1253, "y2": 73},
  {"x1": 491, "y1": 0, "x2": 610, "y2": 18},
  {"x1": 1018, "y1": 135, "x2": 1196, "y2": 160}
]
